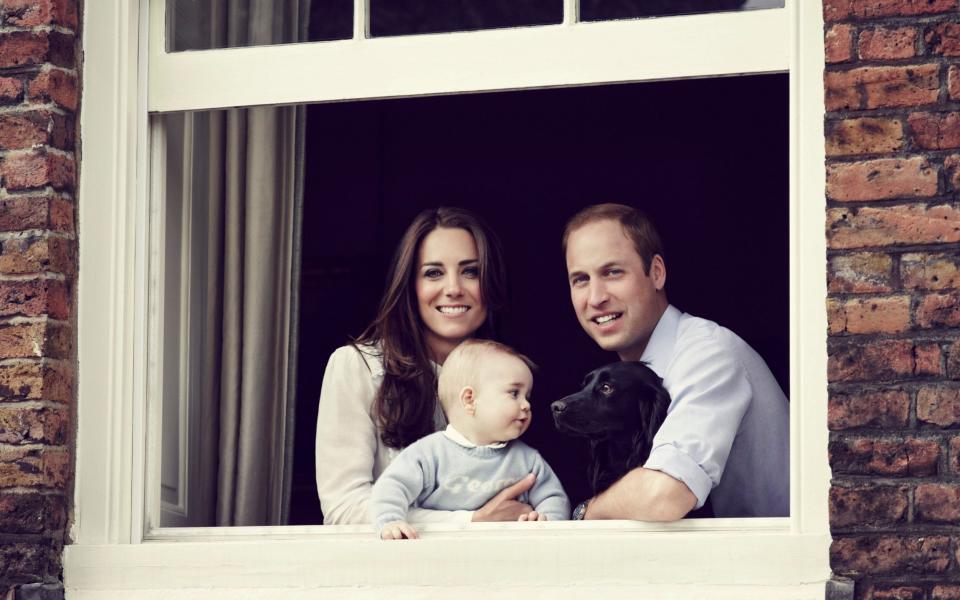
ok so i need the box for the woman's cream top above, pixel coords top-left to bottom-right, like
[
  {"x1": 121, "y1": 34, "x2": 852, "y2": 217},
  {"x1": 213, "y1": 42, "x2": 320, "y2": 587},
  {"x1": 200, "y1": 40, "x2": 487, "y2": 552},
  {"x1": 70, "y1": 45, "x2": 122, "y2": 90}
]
[{"x1": 315, "y1": 344, "x2": 473, "y2": 525}]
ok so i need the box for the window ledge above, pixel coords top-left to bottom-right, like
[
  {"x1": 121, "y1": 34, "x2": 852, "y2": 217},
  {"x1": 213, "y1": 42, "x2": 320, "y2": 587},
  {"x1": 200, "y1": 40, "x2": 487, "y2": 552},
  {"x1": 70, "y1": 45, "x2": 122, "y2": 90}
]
[{"x1": 65, "y1": 525, "x2": 830, "y2": 595}]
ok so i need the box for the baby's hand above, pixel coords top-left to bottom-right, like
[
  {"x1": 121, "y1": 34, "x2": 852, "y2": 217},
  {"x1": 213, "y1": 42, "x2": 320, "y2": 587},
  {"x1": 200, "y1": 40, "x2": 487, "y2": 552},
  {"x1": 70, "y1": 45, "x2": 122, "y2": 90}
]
[
  {"x1": 517, "y1": 511, "x2": 548, "y2": 522},
  {"x1": 380, "y1": 521, "x2": 419, "y2": 540}
]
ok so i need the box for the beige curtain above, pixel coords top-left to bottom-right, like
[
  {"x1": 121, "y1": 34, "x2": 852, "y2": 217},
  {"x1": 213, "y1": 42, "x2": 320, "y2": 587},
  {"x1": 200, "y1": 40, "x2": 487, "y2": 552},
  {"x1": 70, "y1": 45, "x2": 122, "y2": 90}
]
[{"x1": 195, "y1": 0, "x2": 306, "y2": 527}]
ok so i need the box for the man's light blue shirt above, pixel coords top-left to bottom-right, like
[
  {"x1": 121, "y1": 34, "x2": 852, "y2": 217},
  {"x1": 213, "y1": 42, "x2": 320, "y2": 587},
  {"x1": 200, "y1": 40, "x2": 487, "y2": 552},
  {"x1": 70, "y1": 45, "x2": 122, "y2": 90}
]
[{"x1": 641, "y1": 305, "x2": 790, "y2": 517}]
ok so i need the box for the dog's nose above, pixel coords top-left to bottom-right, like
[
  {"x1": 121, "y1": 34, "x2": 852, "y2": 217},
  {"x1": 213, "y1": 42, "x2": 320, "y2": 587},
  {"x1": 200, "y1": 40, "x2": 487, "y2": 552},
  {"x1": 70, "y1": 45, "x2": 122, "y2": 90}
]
[{"x1": 551, "y1": 400, "x2": 567, "y2": 415}]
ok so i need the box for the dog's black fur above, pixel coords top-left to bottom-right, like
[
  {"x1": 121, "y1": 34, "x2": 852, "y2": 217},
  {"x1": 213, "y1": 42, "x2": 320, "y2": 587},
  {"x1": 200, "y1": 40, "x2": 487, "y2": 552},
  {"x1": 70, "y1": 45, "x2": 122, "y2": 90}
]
[{"x1": 552, "y1": 361, "x2": 712, "y2": 518}]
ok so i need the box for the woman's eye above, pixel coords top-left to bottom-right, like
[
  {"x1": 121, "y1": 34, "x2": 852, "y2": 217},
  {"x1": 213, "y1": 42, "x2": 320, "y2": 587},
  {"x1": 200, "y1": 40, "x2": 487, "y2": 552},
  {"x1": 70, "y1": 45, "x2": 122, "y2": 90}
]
[
  {"x1": 462, "y1": 266, "x2": 479, "y2": 278},
  {"x1": 424, "y1": 268, "x2": 443, "y2": 279}
]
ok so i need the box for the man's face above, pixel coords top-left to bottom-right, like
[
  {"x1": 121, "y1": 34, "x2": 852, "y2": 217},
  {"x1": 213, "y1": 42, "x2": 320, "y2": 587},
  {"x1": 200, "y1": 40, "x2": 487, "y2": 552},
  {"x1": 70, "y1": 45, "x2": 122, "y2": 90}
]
[{"x1": 565, "y1": 219, "x2": 667, "y2": 361}]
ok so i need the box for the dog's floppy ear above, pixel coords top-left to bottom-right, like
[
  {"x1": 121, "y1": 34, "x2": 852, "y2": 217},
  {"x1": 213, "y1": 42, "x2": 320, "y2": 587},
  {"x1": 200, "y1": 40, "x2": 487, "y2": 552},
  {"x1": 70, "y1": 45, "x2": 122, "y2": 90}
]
[
  {"x1": 626, "y1": 383, "x2": 670, "y2": 469},
  {"x1": 644, "y1": 384, "x2": 670, "y2": 445}
]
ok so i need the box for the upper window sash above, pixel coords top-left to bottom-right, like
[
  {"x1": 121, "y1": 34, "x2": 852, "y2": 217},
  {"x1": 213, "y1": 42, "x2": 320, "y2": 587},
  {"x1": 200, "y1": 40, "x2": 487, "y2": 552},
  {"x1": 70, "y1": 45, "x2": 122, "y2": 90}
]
[{"x1": 147, "y1": 0, "x2": 789, "y2": 113}]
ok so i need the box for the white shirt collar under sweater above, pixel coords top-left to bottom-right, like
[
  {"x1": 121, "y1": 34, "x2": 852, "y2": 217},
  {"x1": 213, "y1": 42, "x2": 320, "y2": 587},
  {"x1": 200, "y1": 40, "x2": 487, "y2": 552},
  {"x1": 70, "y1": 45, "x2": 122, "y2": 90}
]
[{"x1": 443, "y1": 424, "x2": 507, "y2": 449}]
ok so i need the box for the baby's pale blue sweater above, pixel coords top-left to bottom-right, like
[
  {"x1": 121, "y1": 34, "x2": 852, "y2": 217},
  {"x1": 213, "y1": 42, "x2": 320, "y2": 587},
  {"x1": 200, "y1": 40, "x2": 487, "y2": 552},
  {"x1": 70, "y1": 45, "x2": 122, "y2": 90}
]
[{"x1": 369, "y1": 429, "x2": 570, "y2": 532}]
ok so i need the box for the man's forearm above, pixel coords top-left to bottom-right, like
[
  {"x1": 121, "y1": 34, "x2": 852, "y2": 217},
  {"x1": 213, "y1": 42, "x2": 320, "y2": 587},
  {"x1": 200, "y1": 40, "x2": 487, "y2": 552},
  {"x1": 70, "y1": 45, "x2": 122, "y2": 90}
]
[{"x1": 584, "y1": 467, "x2": 697, "y2": 521}]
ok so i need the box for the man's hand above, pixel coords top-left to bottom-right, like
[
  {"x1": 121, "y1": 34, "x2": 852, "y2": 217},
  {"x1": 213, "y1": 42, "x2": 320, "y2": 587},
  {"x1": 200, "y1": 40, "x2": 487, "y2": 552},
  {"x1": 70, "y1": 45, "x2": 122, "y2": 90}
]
[
  {"x1": 380, "y1": 520, "x2": 419, "y2": 540},
  {"x1": 472, "y1": 474, "x2": 536, "y2": 522},
  {"x1": 517, "y1": 511, "x2": 548, "y2": 522},
  {"x1": 585, "y1": 467, "x2": 697, "y2": 521}
]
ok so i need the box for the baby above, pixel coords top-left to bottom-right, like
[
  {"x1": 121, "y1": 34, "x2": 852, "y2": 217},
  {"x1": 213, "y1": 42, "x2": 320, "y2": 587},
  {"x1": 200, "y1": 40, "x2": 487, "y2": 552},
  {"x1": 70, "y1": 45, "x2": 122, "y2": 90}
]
[{"x1": 369, "y1": 339, "x2": 570, "y2": 539}]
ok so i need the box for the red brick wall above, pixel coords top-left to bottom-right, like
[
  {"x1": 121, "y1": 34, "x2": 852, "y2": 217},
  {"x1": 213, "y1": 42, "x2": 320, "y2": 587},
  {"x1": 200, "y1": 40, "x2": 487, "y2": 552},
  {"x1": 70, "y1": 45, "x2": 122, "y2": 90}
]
[
  {"x1": 0, "y1": 0, "x2": 78, "y2": 596},
  {"x1": 825, "y1": 1, "x2": 960, "y2": 598}
]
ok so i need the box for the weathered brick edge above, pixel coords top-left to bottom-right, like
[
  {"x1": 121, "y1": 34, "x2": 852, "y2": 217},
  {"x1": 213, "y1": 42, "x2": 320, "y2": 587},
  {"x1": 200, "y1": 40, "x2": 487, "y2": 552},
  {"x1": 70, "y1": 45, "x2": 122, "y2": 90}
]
[
  {"x1": 825, "y1": 1, "x2": 960, "y2": 599},
  {"x1": 0, "y1": 0, "x2": 80, "y2": 597}
]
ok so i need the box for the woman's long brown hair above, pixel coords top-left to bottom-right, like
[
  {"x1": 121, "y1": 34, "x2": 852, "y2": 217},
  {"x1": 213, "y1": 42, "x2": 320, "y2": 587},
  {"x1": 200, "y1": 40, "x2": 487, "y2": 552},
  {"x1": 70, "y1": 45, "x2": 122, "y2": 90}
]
[{"x1": 354, "y1": 207, "x2": 507, "y2": 449}]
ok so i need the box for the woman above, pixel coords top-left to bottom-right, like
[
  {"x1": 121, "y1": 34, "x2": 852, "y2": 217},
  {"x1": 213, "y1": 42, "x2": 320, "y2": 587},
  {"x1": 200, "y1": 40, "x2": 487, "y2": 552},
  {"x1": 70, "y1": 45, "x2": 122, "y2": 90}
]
[{"x1": 315, "y1": 207, "x2": 533, "y2": 525}]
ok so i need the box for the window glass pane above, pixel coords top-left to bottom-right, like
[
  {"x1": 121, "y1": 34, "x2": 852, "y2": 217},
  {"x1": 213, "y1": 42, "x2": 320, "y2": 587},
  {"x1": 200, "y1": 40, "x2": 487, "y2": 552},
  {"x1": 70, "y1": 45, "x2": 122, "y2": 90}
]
[
  {"x1": 581, "y1": 0, "x2": 783, "y2": 22},
  {"x1": 167, "y1": 0, "x2": 351, "y2": 52},
  {"x1": 370, "y1": 0, "x2": 562, "y2": 37}
]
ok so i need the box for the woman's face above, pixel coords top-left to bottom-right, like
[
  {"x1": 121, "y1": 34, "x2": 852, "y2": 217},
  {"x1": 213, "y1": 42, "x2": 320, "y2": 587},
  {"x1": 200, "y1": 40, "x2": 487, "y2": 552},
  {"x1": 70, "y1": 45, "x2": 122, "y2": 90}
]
[{"x1": 415, "y1": 227, "x2": 487, "y2": 364}]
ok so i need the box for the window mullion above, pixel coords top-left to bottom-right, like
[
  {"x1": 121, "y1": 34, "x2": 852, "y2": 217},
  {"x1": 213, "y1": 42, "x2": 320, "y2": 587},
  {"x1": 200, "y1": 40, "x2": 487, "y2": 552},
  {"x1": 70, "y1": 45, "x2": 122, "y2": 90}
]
[
  {"x1": 564, "y1": 0, "x2": 579, "y2": 26},
  {"x1": 354, "y1": 0, "x2": 370, "y2": 40}
]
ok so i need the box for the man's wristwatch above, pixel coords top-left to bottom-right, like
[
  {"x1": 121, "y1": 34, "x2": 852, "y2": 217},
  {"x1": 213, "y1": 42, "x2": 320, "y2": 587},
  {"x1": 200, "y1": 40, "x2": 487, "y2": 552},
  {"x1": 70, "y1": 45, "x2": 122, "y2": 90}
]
[{"x1": 572, "y1": 500, "x2": 589, "y2": 521}]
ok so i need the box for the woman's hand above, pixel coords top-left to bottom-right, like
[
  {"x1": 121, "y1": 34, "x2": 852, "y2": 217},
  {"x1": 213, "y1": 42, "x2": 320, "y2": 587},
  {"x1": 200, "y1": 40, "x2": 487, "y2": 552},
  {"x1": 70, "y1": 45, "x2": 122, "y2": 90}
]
[{"x1": 472, "y1": 474, "x2": 536, "y2": 522}]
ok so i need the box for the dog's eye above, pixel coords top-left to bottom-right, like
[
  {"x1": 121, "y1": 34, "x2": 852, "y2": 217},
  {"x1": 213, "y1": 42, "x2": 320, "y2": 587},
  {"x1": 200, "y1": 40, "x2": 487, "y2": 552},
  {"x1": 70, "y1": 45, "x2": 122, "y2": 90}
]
[{"x1": 599, "y1": 382, "x2": 613, "y2": 396}]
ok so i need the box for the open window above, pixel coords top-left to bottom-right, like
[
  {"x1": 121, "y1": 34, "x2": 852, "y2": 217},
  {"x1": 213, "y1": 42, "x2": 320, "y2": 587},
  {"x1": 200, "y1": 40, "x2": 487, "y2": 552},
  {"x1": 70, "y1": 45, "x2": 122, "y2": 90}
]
[{"x1": 71, "y1": 0, "x2": 830, "y2": 595}]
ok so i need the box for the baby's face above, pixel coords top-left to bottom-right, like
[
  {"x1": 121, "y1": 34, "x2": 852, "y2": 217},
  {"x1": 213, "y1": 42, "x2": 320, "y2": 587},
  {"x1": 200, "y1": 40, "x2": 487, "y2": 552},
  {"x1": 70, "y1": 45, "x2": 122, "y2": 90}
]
[{"x1": 471, "y1": 353, "x2": 534, "y2": 445}]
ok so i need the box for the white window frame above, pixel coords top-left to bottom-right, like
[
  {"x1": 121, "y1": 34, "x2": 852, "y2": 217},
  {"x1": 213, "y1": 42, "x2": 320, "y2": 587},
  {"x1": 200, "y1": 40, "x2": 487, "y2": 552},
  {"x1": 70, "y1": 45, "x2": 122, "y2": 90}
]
[{"x1": 68, "y1": 0, "x2": 830, "y2": 597}]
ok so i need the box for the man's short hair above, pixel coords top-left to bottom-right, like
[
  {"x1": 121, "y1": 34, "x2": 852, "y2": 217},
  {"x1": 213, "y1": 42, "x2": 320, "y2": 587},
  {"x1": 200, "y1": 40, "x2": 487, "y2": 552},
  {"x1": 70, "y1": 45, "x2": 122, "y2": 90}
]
[
  {"x1": 438, "y1": 339, "x2": 536, "y2": 411},
  {"x1": 562, "y1": 203, "x2": 665, "y2": 275}
]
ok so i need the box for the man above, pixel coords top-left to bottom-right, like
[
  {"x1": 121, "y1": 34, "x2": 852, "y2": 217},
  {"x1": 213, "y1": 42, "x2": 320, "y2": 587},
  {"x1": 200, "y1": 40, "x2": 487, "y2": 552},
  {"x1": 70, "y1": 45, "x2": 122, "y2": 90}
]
[{"x1": 563, "y1": 203, "x2": 789, "y2": 520}]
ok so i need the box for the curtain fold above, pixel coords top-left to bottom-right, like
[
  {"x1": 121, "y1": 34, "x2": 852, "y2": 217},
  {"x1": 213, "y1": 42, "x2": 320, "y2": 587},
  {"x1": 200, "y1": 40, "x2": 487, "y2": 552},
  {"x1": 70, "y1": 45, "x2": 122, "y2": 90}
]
[{"x1": 200, "y1": 0, "x2": 305, "y2": 526}]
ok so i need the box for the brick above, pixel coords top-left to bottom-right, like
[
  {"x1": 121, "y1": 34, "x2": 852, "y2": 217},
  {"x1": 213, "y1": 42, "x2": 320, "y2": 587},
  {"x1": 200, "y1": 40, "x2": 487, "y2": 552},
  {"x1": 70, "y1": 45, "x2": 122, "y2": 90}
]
[
  {"x1": 830, "y1": 535, "x2": 950, "y2": 576},
  {"x1": 829, "y1": 389, "x2": 909, "y2": 430},
  {"x1": 866, "y1": 587, "x2": 925, "y2": 600},
  {"x1": 825, "y1": 0, "x2": 958, "y2": 21},
  {"x1": 0, "y1": 406, "x2": 66, "y2": 445},
  {"x1": 829, "y1": 484, "x2": 908, "y2": 528},
  {"x1": 828, "y1": 340, "x2": 915, "y2": 382},
  {"x1": 828, "y1": 252, "x2": 894, "y2": 293},
  {"x1": 0, "y1": 195, "x2": 74, "y2": 233},
  {"x1": 0, "y1": 540, "x2": 59, "y2": 583},
  {"x1": 916, "y1": 484, "x2": 960, "y2": 523},
  {"x1": 828, "y1": 296, "x2": 911, "y2": 335},
  {"x1": 827, "y1": 204, "x2": 960, "y2": 250},
  {"x1": 1, "y1": 150, "x2": 75, "y2": 191},
  {"x1": 27, "y1": 68, "x2": 77, "y2": 111},
  {"x1": 0, "y1": 279, "x2": 69, "y2": 319},
  {"x1": 826, "y1": 24, "x2": 853, "y2": 64},
  {"x1": 949, "y1": 341, "x2": 960, "y2": 379},
  {"x1": 918, "y1": 387, "x2": 960, "y2": 427},
  {"x1": 824, "y1": 70, "x2": 861, "y2": 111},
  {"x1": 830, "y1": 437, "x2": 939, "y2": 476},
  {"x1": 0, "y1": 111, "x2": 71, "y2": 152},
  {"x1": 0, "y1": 492, "x2": 66, "y2": 534},
  {"x1": 916, "y1": 292, "x2": 960, "y2": 328},
  {"x1": 826, "y1": 158, "x2": 937, "y2": 202},
  {"x1": 1, "y1": 0, "x2": 79, "y2": 29},
  {"x1": 0, "y1": 76, "x2": 23, "y2": 104},
  {"x1": 0, "y1": 31, "x2": 73, "y2": 69},
  {"x1": 0, "y1": 321, "x2": 71, "y2": 360},
  {"x1": 0, "y1": 446, "x2": 69, "y2": 488},
  {"x1": 0, "y1": 236, "x2": 74, "y2": 276},
  {"x1": 934, "y1": 587, "x2": 960, "y2": 600},
  {"x1": 951, "y1": 66, "x2": 960, "y2": 101},
  {"x1": 951, "y1": 436, "x2": 960, "y2": 474},
  {"x1": 860, "y1": 27, "x2": 918, "y2": 60},
  {"x1": 0, "y1": 405, "x2": 66, "y2": 446},
  {"x1": 825, "y1": 118, "x2": 904, "y2": 157},
  {"x1": 928, "y1": 23, "x2": 960, "y2": 57},
  {"x1": 0, "y1": 111, "x2": 53, "y2": 151},
  {"x1": 916, "y1": 343, "x2": 943, "y2": 376},
  {"x1": 945, "y1": 155, "x2": 960, "y2": 191},
  {"x1": 825, "y1": 65, "x2": 940, "y2": 111},
  {"x1": 0, "y1": 361, "x2": 71, "y2": 403},
  {"x1": 909, "y1": 112, "x2": 960, "y2": 150}
]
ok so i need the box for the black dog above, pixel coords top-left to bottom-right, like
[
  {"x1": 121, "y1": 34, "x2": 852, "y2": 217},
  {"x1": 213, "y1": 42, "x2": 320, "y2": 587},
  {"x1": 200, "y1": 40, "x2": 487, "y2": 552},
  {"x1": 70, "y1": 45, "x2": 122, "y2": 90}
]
[{"x1": 552, "y1": 361, "x2": 712, "y2": 517}]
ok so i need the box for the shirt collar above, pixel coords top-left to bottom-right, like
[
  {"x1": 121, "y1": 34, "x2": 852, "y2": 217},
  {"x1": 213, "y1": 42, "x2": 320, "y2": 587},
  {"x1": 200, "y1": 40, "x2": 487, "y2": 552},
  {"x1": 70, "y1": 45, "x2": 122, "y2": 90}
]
[
  {"x1": 443, "y1": 424, "x2": 507, "y2": 449},
  {"x1": 639, "y1": 304, "x2": 681, "y2": 378}
]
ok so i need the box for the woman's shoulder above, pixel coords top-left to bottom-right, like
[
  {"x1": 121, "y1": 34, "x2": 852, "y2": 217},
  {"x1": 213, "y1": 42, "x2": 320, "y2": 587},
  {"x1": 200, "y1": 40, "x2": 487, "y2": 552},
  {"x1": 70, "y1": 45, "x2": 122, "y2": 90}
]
[{"x1": 328, "y1": 342, "x2": 385, "y2": 378}]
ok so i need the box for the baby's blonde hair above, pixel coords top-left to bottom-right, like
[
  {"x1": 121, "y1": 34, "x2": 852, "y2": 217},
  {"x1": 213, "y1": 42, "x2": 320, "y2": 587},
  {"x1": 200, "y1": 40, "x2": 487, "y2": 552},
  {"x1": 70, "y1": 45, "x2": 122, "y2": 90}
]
[{"x1": 438, "y1": 339, "x2": 536, "y2": 412}]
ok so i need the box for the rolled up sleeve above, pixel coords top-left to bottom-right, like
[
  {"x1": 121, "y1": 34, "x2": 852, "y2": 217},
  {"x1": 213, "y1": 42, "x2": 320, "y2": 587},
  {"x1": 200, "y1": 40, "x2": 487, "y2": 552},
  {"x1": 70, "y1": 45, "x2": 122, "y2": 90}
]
[{"x1": 643, "y1": 329, "x2": 752, "y2": 510}]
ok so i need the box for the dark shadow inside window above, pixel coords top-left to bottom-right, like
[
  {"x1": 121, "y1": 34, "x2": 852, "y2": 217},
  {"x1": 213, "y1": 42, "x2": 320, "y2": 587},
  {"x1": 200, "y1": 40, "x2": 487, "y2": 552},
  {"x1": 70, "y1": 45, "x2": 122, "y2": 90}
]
[{"x1": 290, "y1": 73, "x2": 789, "y2": 524}]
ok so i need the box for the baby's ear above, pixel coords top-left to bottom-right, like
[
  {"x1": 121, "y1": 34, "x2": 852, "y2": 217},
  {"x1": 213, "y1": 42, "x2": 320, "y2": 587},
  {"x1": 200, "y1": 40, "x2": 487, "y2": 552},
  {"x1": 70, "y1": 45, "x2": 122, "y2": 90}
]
[{"x1": 460, "y1": 386, "x2": 476, "y2": 415}]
